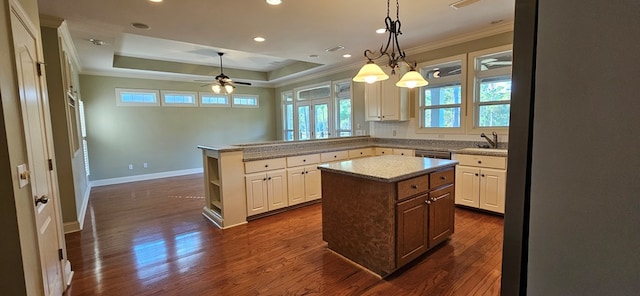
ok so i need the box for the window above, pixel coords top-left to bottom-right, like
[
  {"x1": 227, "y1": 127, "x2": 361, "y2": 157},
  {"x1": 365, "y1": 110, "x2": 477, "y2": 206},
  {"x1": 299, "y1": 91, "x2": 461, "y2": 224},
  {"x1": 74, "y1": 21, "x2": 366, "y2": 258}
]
[
  {"x1": 418, "y1": 55, "x2": 466, "y2": 131},
  {"x1": 333, "y1": 80, "x2": 352, "y2": 137},
  {"x1": 232, "y1": 94, "x2": 259, "y2": 108},
  {"x1": 161, "y1": 91, "x2": 197, "y2": 107},
  {"x1": 116, "y1": 88, "x2": 160, "y2": 106},
  {"x1": 78, "y1": 100, "x2": 90, "y2": 176},
  {"x1": 282, "y1": 92, "x2": 294, "y2": 141},
  {"x1": 470, "y1": 46, "x2": 512, "y2": 128},
  {"x1": 294, "y1": 83, "x2": 332, "y2": 140},
  {"x1": 199, "y1": 92, "x2": 230, "y2": 107}
]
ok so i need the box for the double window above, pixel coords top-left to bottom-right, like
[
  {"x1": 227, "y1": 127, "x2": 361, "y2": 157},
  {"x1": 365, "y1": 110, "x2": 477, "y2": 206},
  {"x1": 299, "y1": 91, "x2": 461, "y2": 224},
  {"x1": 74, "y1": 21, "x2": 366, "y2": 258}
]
[
  {"x1": 417, "y1": 45, "x2": 512, "y2": 133},
  {"x1": 281, "y1": 79, "x2": 352, "y2": 141}
]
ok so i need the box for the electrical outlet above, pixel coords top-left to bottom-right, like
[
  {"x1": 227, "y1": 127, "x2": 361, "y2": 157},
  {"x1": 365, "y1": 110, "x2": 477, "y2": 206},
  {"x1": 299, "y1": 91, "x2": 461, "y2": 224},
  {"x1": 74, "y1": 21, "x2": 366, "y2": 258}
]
[
  {"x1": 128, "y1": 164, "x2": 133, "y2": 170},
  {"x1": 143, "y1": 163, "x2": 148, "y2": 169}
]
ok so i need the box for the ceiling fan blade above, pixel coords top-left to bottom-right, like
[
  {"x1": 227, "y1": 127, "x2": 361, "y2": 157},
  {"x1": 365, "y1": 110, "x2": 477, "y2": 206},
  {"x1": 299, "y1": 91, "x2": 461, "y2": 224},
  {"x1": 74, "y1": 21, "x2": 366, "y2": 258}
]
[
  {"x1": 200, "y1": 83, "x2": 213, "y2": 87},
  {"x1": 234, "y1": 81, "x2": 252, "y2": 86}
]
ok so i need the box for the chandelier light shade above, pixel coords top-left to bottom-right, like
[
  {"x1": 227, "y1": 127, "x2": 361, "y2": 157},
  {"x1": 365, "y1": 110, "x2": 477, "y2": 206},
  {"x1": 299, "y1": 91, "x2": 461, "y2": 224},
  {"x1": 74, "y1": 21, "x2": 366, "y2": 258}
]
[
  {"x1": 352, "y1": 61, "x2": 389, "y2": 84},
  {"x1": 353, "y1": 0, "x2": 428, "y2": 88},
  {"x1": 224, "y1": 84, "x2": 234, "y2": 94},
  {"x1": 212, "y1": 84, "x2": 222, "y2": 94},
  {"x1": 396, "y1": 70, "x2": 429, "y2": 88}
]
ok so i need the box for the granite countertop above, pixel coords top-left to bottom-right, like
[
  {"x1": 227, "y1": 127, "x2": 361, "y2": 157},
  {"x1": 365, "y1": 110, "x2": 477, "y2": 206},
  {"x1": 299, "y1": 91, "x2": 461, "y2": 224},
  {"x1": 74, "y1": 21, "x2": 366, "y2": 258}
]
[
  {"x1": 197, "y1": 145, "x2": 243, "y2": 152},
  {"x1": 451, "y1": 148, "x2": 508, "y2": 157},
  {"x1": 318, "y1": 155, "x2": 458, "y2": 182}
]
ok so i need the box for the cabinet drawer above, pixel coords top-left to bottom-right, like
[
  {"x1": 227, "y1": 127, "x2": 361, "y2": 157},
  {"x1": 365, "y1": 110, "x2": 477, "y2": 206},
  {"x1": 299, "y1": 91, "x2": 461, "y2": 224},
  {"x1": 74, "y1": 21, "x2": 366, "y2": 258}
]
[
  {"x1": 244, "y1": 157, "x2": 286, "y2": 174},
  {"x1": 375, "y1": 147, "x2": 393, "y2": 156},
  {"x1": 453, "y1": 154, "x2": 506, "y2": 169},
  {"x1": 287, "y1": 154, "x2": 320, "y2": 167},
  {"x1": 430, "y1": 168, "x2": 454, "y2": 189},
  {"x1": 349, "y1": 148, "x2": 374, "y2": 158},
  {"x1": 397, "y1": 175, "x2": 429, "y2": 201},
  {"x1": 320, "y1": 150, "x2": 349, "y2": 162},
  {"x1": 393, "y1": 148, "x2": 414, "y2": 157}
]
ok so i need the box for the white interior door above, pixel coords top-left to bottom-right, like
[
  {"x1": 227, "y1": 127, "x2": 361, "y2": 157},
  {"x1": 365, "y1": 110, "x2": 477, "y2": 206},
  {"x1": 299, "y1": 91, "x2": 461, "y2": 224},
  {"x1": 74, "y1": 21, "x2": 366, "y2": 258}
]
[{"x1": 11, "y1": 9, "x2": 64, "y2": 296}]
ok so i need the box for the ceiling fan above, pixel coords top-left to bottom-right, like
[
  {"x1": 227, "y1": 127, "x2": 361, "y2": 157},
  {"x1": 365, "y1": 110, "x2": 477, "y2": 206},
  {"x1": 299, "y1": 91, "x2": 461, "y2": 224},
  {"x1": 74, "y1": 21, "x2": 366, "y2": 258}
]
[{"x1": 199, "y1": 52, "x2": 251, "y2": 94}]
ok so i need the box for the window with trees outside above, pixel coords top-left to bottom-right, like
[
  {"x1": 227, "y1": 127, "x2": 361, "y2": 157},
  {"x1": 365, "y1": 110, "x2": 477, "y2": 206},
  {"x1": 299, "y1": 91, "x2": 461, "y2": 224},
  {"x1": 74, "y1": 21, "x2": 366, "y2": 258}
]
[
  {"x1": 418, "y1": 56, "x2": 465, "y2": 130},
  {"x1": 334, "y1": 80, "x2": 352, "y2": 137},
  {"x1": 282, "y1": 92, "x2": 294, "y2": 141},
  {"x1": 470, "y1": 47, "x2": 512, "y2": 128}
]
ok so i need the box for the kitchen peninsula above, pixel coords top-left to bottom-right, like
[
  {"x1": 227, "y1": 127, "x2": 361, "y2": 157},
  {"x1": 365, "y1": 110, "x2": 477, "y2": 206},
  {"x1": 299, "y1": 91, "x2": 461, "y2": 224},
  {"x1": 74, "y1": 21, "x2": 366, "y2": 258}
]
[{"x1": 319, "y1": 155, "x2": 458, "y2": 277}]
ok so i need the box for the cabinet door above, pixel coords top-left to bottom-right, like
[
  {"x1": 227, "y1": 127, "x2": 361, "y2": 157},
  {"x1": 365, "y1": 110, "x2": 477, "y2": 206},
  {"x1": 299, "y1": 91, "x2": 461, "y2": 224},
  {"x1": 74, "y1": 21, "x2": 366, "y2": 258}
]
[
  {"x1": 380, "y1": 76, "x2": 400, "y2": 120},
  {"x1": 455, "y1": 165, "x2": 480, "y2": 208},
  {"x1": 428, "y1": 185, "x2": 455, "y2": 247},
  {"x1": 246, "y1": 173, "x2": 268, "y2": 216},
  {"x1": 287, "y1": 167, "x2": 306, "y2": 206},
  {"x1": 304, "y1": 165, "x2": 322, "y2": 201},
  {"x1": 364, "y1": 82, "x2": 382, "y2": 121},
  {"x1": 396, "y1": 194, "x2": 428, "y2": 267},
  {"x1": 479, "y1": 168, "x2": 507, "y2": 214},
  {"x1": 267, "y1": 170, "x2": 287, "y2": 211}
]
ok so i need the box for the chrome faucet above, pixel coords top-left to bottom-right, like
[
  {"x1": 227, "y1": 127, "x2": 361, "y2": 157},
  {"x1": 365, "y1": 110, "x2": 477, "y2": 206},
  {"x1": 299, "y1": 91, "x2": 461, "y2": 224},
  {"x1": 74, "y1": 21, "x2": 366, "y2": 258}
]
[{"x1": 480, "y1": 132, "x2": 498, "y2": 149}]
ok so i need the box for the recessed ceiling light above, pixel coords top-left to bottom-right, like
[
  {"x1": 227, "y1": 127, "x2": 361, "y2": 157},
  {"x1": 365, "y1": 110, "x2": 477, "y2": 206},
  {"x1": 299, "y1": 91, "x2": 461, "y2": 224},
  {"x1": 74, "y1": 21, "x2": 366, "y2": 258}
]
[
  {"x1": 131, "y1": 22, "x2": 150, "y2": 30},
  {"x1": 309, "y1": 54, "x2": 319, "y2": 58},
  {"x1": 88, "y1": 38, "x2": 106, "y2": 46},
  {"x1": 149, "y1": 0, "x2": 163, "y2": 3},
  {"x1": 376, "y1": 28, "x2": 386, "y2": 34},
  {"x1": 253, "y1": 36, "x2": 266, "y2": 42},
  {"x1": 343, "y1": 54, "x2": 352, "y2": 58},
  {"x1": 266, "y1": 0, "x2": 282, "y2": 5}
]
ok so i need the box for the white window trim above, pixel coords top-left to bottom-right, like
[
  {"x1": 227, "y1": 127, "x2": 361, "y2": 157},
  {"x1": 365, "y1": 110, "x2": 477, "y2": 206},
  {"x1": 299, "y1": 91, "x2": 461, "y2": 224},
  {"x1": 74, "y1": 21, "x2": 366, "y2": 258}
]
[
  {"x1": 115, "y1": 88, "x2": 160, "y2": 106},
  {"x1": 160, "y1": 90, "x2": 198, "y2": 107},
  {"x1": 293, "y1": 81, "x2": 332, "y2": 102},
  {"x1": 466, "y1": 44, "x2": 513, "y2": 133},
  {"x1": 293, "y1": 81, "x2": 332, "y2": 141},
  {"x1": 198, "y1": 92, "x2": 230, "y2": 107},
  {"x1": 416, "y1": 54, "x2": 468, "y2": 134},
  {"x1": 282, "y1": 91, "x2": 294, "y2": 141},
  {"x1": 333, "y1": 79, "x2": 353, "y2": 137},
  {"x1": 231, "y1": 94, "x2": 259, "y2": 108}
]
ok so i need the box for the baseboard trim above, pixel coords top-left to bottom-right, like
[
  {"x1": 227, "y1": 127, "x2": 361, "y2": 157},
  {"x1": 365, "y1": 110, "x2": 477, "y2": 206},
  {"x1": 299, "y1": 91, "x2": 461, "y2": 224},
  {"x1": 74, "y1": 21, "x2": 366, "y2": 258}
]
[
  {"x1": 90, "y1": 168, "x2": 203, "y2": 187},
  {"x1": 63, "y1": 221, "x2": 81, "y2": 233}
]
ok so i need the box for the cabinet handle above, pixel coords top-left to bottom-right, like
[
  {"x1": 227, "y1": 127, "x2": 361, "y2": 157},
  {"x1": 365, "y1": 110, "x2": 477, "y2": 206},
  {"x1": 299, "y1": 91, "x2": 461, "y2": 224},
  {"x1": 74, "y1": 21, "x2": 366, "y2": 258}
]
[
  {"x1": 411, "y1": 185, "x2": 418, "y2": 189},
  {"x1": 425, "y1": 200, "x2": 431, "y2": 205},
  {"x1": 440, "y1": 176, "x2": 446, "y2": 180},
  {"x1": 475, "y1": 173, "x2": 479, "y2": 176}
]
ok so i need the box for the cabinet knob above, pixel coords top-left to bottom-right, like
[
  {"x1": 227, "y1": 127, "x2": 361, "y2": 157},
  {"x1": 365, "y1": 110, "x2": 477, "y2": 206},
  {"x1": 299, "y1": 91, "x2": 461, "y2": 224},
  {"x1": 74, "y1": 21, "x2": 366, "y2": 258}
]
[
  {"x1": 440, "y1": 176, "x2": 446, "y2": 180},
  {"x1": 381, "y1": 151, "x2": 385, "y2": 154},
  {"x1": 263, "y1": 178, "x2": 267, "y2": 181},
  {"x1": 268, "y1": 177, "x2": 272, "y2": 180},
  {"x1": 334, "y1": 155, "x2": 337, "y2": 158},
  {"x1": 303, "y1": 159, "x2": 306, "y2": 162},
  {"x1": 477, "y1": 160, "x2": 482, "y2": 164},
  {"x1": 360, "y1": 152, "x2": 363, "y2": 155},
  {"x1": 411, "y1": 185, "x2": 418, "y2": 189},
  {"x1": 265, "y1": 164, "x2": 269, "y2": 168},
  {"x1": 481, "y1": 174, "x2": 485, "y2": 177},
  {"x1": 425, "y1": 200, "x2": 431, "y2": 205},
  {"x1": 475, "y1": 173, "x2": 479, "y2": 176},
  {"x1": 401, "y1": 153, "x2": 404, "y2": 155}
]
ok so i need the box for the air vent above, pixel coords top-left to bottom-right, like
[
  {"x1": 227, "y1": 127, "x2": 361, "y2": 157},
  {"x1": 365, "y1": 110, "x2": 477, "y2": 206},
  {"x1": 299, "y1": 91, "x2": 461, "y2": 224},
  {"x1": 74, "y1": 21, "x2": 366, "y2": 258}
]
[
  {"x1": 449, "y1": 0, "x2": 481, "y2": 9},
  {"x1": 325, "y1": 46, "x2": 345, "y2": 52}
]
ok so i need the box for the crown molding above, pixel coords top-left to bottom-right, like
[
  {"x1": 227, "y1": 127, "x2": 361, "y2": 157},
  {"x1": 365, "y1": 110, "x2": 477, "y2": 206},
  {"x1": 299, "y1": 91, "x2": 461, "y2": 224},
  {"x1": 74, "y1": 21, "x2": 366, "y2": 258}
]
[{"x1": 57, "y1": 21, "x2": 83, "y2": 71}]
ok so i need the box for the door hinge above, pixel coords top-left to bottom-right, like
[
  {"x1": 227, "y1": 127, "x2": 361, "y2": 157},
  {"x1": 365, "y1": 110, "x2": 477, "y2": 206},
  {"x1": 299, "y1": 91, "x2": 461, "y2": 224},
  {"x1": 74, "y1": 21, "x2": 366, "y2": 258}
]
[
  {"x1": 48, "y1": 159, "x2": 53, "y2": 171},
  {"x1": 58, "y1": 248, "x2": 64, "y2": 261},
  {"x1": 36, "y1": 62, "x2": 44, "y2": 76}
]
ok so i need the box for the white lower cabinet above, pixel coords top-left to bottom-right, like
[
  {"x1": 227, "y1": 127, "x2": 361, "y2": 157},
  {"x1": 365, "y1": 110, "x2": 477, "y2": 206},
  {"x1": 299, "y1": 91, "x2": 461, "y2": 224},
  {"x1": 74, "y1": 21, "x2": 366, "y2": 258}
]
[
  {"x1": 453, "y1": 153, "x2": 507, "y2": 214},
  {"x1": 245, "y1": 170, "x2": 287, "y2": 216},
  {"x1": 287, "y1": 165, "x2": 321, "y2": 206}
]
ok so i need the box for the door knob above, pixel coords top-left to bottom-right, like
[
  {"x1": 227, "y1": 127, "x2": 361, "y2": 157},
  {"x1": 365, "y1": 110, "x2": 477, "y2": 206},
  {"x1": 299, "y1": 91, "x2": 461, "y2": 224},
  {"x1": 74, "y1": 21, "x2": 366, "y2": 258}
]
[{"x1": 35, "y1": 195, "x2": 49, "y2": 206}]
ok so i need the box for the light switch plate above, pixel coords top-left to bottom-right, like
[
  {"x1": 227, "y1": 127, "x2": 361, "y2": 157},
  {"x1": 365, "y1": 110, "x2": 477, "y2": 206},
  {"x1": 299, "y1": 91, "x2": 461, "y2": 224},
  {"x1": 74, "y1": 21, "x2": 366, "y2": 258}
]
[{"x1": 17, "y1": 164, "x2": 29, "y2": 188}]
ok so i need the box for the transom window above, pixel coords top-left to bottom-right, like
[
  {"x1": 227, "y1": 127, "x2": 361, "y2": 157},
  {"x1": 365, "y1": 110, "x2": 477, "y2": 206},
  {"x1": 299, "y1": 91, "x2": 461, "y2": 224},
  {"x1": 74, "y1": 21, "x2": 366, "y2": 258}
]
[
  {"x1": 199, "y1": 93, "x2": 230, "y2": 107},
  {"x1": 161, "y1": 91, "x2": 197, "y2": 106},
  {"x1": 232, "y1": 94, "x2": 259, "y2": 108},
  {"x1": 116, "y1": 88, "x2": 160, "y2": 106}
]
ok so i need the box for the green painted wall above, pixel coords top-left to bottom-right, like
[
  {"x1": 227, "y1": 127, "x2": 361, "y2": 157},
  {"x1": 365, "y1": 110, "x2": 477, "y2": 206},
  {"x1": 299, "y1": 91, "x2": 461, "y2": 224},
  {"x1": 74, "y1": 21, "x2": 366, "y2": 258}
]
[{"x1": 80, "y1": 75, "x2": 277, "y2": 181}]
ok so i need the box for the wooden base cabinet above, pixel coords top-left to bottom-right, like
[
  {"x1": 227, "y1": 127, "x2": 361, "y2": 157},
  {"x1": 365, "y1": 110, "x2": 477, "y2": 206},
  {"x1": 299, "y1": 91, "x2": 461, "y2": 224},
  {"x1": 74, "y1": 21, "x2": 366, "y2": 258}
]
[
  {"x1": 396, "y1": 194, "x2": 429, "y2": 267},
  {"x1": 428, "y1": 184, "x2": 455, "y2": 247}
]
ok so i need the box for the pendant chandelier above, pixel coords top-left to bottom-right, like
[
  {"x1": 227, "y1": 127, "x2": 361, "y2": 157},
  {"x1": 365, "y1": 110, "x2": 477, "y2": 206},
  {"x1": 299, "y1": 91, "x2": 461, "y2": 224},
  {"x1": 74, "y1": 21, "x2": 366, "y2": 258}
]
[{"x1": 352, "y1": 0, "x2": 428, "y2": 88}]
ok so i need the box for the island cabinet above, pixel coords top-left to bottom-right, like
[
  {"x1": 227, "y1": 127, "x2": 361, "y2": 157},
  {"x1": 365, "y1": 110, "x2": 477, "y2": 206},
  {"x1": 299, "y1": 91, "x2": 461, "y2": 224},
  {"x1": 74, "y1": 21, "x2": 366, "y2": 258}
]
[
  {"x1": 245, "y1": 158, "x2": 288, "y2": 216},
  {"x1": 320, "y1": 155, "x2": 457, "y2": 277}
]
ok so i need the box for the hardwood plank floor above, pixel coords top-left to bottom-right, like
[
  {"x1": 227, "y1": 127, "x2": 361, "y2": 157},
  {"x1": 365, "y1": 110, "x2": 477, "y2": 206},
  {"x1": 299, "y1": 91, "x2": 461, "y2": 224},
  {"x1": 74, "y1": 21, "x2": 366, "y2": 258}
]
[{"x1": 64, "y1": 174, "x2": 503, "y2": 295}]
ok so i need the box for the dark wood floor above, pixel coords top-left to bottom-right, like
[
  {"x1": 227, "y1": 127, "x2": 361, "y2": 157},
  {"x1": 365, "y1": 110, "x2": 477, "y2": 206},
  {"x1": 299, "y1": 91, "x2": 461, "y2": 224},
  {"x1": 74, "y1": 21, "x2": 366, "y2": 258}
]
[{"x1": 64, "y1": 173, "x2": 504, "y2": 295}]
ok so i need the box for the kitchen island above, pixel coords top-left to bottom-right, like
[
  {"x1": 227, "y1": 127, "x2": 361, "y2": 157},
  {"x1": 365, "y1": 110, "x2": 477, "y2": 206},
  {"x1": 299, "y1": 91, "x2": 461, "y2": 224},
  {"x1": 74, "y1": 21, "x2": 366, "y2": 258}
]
[{"x1": 319, "y1": 155, "x2": 458, "y2": 277}]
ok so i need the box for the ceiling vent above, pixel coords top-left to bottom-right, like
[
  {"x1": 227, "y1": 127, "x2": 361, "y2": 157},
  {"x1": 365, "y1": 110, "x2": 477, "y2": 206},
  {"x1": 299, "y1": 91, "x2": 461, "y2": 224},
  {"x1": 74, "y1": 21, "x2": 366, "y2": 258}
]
[{"x1": 449, "y1": 0, "x2": 481, "y2": 9}]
